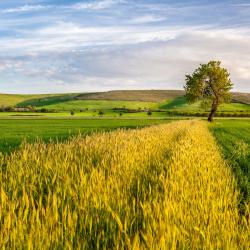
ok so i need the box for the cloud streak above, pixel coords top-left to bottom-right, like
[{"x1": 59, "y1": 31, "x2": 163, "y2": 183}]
[{"x1": 2, "y1": 4, "x2": 51, "y2": 13}]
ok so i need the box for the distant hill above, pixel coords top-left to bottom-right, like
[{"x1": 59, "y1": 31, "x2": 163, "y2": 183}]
[
  {"x1": 77, "y1": 90, "x2": 250, "y2": 104},
  {"x1": 232, "y1": 92, "x2": 250, "y2": 104},
  {"x1": 0, "y1": 90, "x2": 249, "y2": 110},
  {"x1": 76, "y1": 90, "x2": 185, "y2": 102}
]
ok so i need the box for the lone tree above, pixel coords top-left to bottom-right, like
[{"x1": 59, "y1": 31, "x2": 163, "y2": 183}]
[
  {"x1": 147, "y1": 110, "x2": 152, "y2": 116},
  {"x1": 184, "y1": 61, "x2": 233, "y2": 122}
]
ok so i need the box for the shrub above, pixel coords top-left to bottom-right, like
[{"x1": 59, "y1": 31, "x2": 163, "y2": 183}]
[
  {"x1": 98, "y1": 110, "x2": 104, "y2": 116},
  {"x1": 40, "y1": 108, "x2": 48, "y2": 113},
  {"x1": 147, "y1": 110, "x2": 152, "y2": 116}
]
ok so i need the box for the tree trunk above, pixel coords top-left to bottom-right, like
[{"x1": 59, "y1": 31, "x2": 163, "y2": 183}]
[{"x1": 208, "y1": 102, "x2": 218, "y2": 122}]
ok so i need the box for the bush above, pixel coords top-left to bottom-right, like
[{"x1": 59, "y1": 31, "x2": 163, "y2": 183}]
[
  {"x1": 5, "y1": 106, "x2": 15, "y2": 112},
  {"x1": 98, "y1": 110, "x2": 104, "y2": 116},
  {"x1": 147, "y1": 110, "x2": 152, "y2": 116},
  {"x1": 40, "y1": 108, "x2": 48, "y2": 113},
  {"x1": 70, "y1": 110, "x2": 75, "y2": 116}
]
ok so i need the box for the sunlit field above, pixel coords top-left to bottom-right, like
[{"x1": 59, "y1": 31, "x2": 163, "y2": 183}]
[
  {"x1": 0, "y1": 118, "x2": 173, "y2": 153},
  {"x1": 0, "y1": 120, "x2": 249, "y2": 249}
]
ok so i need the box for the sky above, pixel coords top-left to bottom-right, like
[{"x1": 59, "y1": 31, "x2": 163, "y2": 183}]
[{"x1": 0, "y1": 0, "x2": 250, "y2": 93}]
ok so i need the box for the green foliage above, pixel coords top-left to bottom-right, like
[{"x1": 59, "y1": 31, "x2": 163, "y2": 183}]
[
  {"x1": 185, "y1": 61, "x2": 233, "y2": 121},
  {"x1": 70, "y1": 110, "x2": 75, "y2": 116},
  {"x1": 185, "y1": 61, "x2": 233, "y2": 104},
  {"x1": 98, "y1": 110, "x2": 104, "y2": 116},
  {"x1": 147, "y1": 110, "x2": 152, "y2": 116},
  {"x1": 40, "y1": 108, "x2": 48, "y2": 113}
]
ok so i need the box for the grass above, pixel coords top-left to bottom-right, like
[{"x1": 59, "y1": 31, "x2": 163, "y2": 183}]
[
  {"x1": 76, "y1": 90, "x2": 185, "y2": 102},
  {"x1": 0, "y1": 93, "x2": 74, "y2": 107},
  {"x1": 159, "y1": 96, "x2": 250, "y2": 112},
  {"x1": 16, "y1": 94, "x2": 77, "y2": 107},
  {"x1": 38, "y1": 100, "x2": 158, "y2": 111},
  {"x1": 0, "y1": 118, "x2": 171, "y2": 153},
  {"x1": 211, "y1": 119, "x2": 250, "y2": 208},
  {"x1": 0, "y1": 120, "x2": 248, "y2": 249}
]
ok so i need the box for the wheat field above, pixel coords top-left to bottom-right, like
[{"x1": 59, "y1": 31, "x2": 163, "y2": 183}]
[{"x1": 0, "y1": 121, "x2": 249, "y2": 249}]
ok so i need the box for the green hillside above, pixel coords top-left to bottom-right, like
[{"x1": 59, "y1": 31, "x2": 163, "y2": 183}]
[
  {"x1": 0, "y1": 90, "x2": 249, "y2": 113},
  {"x1": 38, "y1": 100, "x2": 158, "y2": 111},
  {"x1": 76, "y1": 90, "x2": 185, "y2": 102},
  {"x1": 0, "y1": 93, "x2": 77, "y2": 107}
]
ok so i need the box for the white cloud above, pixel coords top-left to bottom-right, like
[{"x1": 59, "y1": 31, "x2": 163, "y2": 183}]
[
  {"x1": 129, "y1": 15, "x2": 166, "y2": 24},
  {"x1": 2, "y1": 5, "x2": 50, "y2": 13},
  {"x1": 0, "y1": 23, "x2": 189, "y2": 54},
  {"x1": 2, "y1": 26, "x2": 249, "y2": 93},
  {"x1": 71, "y1": 0, "x2": 124, "y2": 10}
]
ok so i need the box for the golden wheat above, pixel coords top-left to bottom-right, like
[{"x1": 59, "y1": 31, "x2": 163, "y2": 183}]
[{"x1": 0, "y1": 121, "x2": 249, "y2": 249}]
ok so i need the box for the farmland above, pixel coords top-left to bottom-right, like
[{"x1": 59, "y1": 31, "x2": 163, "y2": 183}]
[
  {"x1": 0, "y1": 120, "x2": 249, "y2": 249},
  {"x1": 211, "y1": 119, "x2": 250, "y2": 207},
  {"x1": 0, "y1": 91, "x2": 249, "y2": 249},
  {"x1": 0, "y1": 118, "x2": 172, "y2": 153},
  {"x1": 2, "y1": 0, "x2": 250, "y2": 248}
]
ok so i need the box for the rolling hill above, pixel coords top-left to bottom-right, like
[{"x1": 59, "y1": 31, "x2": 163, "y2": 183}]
[{"x1": 0, "y1": 90, "x2": 249, "y2": 112}]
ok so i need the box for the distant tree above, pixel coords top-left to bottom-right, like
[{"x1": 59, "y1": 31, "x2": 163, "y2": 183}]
[
  {"x1": 147, "y1": 110, "x2": 152, "y2": 116},
  {"x1": 5, "y1": 106, "x2": 15, "y2": 112},
  {"x1": 70, "y1": 110, "x2": 75, "y2": 116},
  {"x1": 119, "y1": 112, "x2": 123, "y2": 117},
  {"x1": 40, "y1": 108, "x2": 48, "y2": 113},
  {"x1": 98, "y1": 110, "x2": 104, "y2": 116},
  {"x1": 184, "y1": 61, "x2": 233, "y2": 122}
]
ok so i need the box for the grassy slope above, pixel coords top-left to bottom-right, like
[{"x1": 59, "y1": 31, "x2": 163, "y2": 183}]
[
  {"x1": 76, "y1": 90, "x2": 185, "y2": 102},
  {"x1": 0, "y1": 91, "x2": 249, "y2": 113},
  {"x1": 0, "y1": 118, "x2": 171, "y2": 153},
  {"x1": 160, "y1": 96, "x2": 250, "y2": 112},
  {"x1": 211, "y1": 119, "x2": 250, "y2": 206},
  {"x1": 39, "y1": 100, "x2": 158, "y2": 110},
  {"x1": 0, "y1": 93, "x2": 75, "y2": 107},
  {"x1": 0, "y1": 90, "x2": 250, "y2": 116}
]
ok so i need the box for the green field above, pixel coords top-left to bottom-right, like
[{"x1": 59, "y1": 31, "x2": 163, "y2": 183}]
[
  {"x1": 211, "y1": 119, "x2": 250, "y2": 207},
  {"x1": 38, "y1": 99, "x2": 158, "y2": 110},
  {"x1": 0, "y1": 118, "x2": 172, "y2": 153}
]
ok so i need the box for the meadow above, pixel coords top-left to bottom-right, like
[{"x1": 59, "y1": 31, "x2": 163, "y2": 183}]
[
  {"x1": 0, "y1": 120, "x2": 249, "y2": 249},
  {"x1": 0, "y1": 118, "x2": 174, "y2": 153}
]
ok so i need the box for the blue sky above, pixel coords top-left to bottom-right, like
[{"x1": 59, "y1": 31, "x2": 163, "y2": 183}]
[{"x1": 0, "y1": 0, "x2": 250, "y2": 93}]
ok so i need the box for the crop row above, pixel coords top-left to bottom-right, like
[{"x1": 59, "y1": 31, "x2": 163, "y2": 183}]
[{"x1": 0, "y1": 121, "x2": 249, "y2": 249}]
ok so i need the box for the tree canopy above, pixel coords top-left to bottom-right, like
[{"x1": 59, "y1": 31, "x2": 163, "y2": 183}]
[{"x1": 184, "y1": 61, "x2": 233, "y2": 122}]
